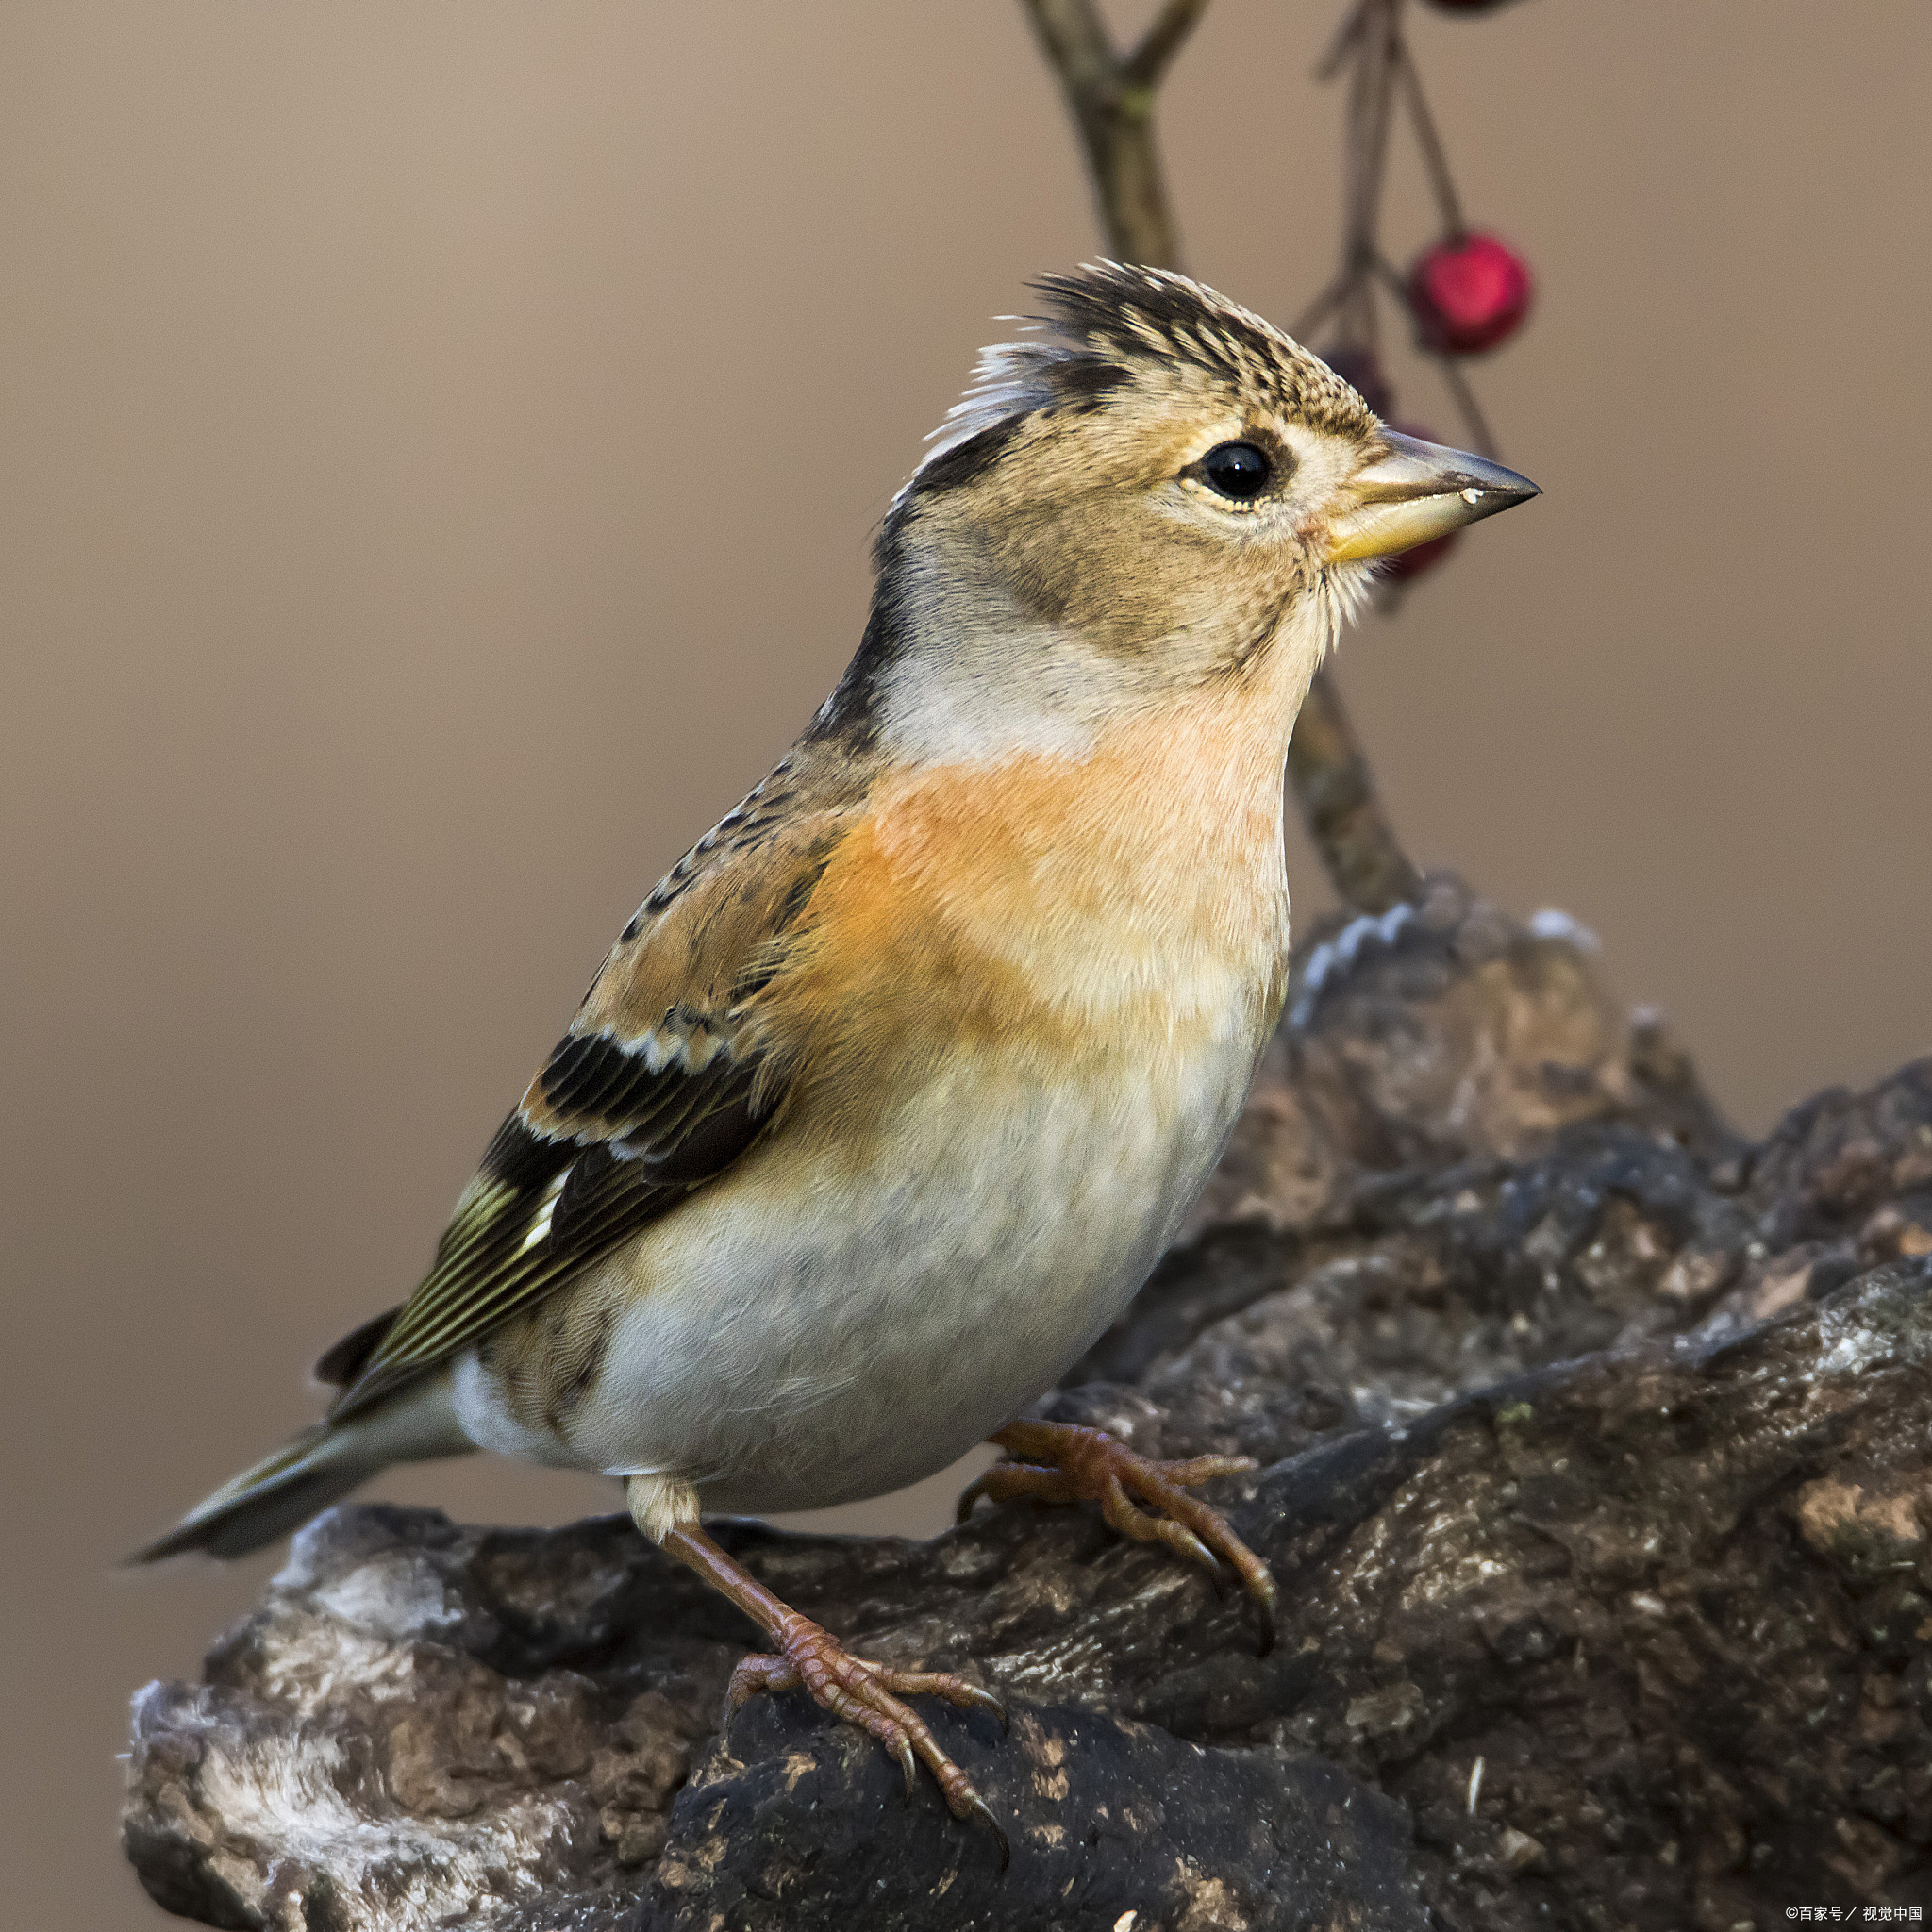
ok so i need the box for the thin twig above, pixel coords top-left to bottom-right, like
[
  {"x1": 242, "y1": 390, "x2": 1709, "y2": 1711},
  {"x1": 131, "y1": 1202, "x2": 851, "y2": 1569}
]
[
  {"x1": 1286, "y1": 671, "x2": 1423, "y2": 913},
  {"x1": 1350, "y1": 2, "x2": 1402, "y2": 270},
  {"x1": 1291, "y1": 275, "x2": 1348, "y2": 344},
  {"x1": 1123, "y1": 0, "x2": 1212, "y2": 87},
  {"x1": 1021, "y1": 0, "x2": 1420, "y2": 912},
  {"x1": 1428, "y1": 350, "x2": 1497, "y2": 458},
  {"x1": 1393, "y1": 34, "x2": 1468, "y2": 239},
  {"x1": 1315, "y1": 0, "x2": 1374, "y2": 82},
  {"x1": 1371, "y1": 252, "x2": 1497, "y2": 454},
  {"x1": 1021, "y1": 0, "x2": 1190, "y2": 267},
  {"x1": 1023, "y1": 0, "x2": 1115, "y2": 103}
]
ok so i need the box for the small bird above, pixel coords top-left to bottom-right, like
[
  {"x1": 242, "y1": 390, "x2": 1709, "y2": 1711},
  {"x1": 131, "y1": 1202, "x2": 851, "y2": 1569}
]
[{"x1": 138, "y1": 264, "x2": 1536, "y2": 1846}]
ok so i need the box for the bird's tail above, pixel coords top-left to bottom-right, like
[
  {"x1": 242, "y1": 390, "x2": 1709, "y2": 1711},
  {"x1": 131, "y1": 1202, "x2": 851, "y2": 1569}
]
[{"x1": 130, "y1": 1375, "x2": 473, "y2": 1563}]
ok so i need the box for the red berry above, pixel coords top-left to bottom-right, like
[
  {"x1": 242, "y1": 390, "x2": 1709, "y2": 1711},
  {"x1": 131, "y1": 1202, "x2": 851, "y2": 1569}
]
[{"x1": 1407, "y1": 232, "x2": 1533, "y2": 356}]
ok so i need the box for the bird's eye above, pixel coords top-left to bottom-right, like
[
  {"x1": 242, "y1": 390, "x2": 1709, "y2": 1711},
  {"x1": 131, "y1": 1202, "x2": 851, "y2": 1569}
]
[{"x1": 1196, "y1": 441, "x2": 1274, "y2": 502}]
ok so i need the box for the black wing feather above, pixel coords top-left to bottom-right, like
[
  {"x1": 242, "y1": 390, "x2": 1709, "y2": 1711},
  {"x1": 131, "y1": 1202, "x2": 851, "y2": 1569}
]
[{"x1": 326, "y1": 1036, "x2": 777, "y2": 1419}]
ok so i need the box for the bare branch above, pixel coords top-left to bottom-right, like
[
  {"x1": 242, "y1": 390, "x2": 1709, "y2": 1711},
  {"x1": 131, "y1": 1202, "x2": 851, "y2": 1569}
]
[
  {"x1": 1021, "y1": 0, "x2": 1116, "y2": 105},
  {"x1": 1122, "y1": 0, "x2": 1211, "y2": 88},
  {"x1": 1022, "y1": 0, "x2": 1183, "y2": 269},
  {"x1": 1291, "y1": 274, "x2": 1348, "y2": 344},
  {"x1": 1284, "y1": 666, "x2": 1422, "y2": 914},
  {"x1": 1392, "y1": 33, "x2": 1468, "y2": 240},
  {"x1": 1315, "y1": 0, "x2": 1374, "y2": 83},
  {"x1": 1369, "y1": 252, "x2": 1498, "y2": 456}
]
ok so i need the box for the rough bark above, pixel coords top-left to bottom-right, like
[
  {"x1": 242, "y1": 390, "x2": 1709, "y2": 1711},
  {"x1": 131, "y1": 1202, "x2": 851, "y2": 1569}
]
[{"x1": 125, "y1": 879, "x2": 1932, "y2": 1929}]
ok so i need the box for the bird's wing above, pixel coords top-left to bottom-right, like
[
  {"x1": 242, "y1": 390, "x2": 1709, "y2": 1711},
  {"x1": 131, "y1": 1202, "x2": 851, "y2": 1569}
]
[{"x1": 326, "y1": 780, "x2": 855, "y2": 1421}]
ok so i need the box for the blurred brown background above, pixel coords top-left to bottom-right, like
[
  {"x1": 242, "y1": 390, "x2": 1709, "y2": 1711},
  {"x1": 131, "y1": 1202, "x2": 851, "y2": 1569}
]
[{"x1": 3, "y1": 3, "x2": 1927, "y2": 1923}]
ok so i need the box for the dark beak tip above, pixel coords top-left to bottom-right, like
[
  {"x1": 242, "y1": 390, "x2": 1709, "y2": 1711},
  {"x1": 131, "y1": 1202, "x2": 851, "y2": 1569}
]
[{"x1": 1477, "y1": 470, "x2": 1540, "y2": 512}]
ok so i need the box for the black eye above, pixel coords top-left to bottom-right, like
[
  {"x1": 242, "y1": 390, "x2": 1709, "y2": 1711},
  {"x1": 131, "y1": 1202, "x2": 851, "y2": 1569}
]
[{"x1": 1197, "y1": 441, "x2": 1273, "y2": 502}]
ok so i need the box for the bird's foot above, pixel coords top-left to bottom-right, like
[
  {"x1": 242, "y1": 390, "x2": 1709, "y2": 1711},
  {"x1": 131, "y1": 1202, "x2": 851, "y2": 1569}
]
[
  {"x1": 958, "y1": 1419, "x2": 1277, "y2": 1654},
  {"x1": 729, "y1": 1615, "x2": 1009, "y2": 1861}
]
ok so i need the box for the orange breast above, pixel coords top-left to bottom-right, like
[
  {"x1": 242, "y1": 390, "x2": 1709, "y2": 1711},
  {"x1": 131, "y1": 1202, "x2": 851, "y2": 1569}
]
[{"x1": 759, "y1": 675, "x2": 1301, "y2": 1152}]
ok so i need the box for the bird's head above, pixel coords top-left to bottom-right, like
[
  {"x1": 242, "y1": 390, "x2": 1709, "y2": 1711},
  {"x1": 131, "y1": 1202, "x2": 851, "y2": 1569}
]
[{"x1": 821, "y1": 263, "x2": 1537, "y2": 765}]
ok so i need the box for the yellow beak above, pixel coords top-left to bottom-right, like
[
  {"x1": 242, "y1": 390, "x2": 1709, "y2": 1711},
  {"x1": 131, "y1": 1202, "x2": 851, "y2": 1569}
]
[{"x1": 1324, "y1": 430, "x2": 1541, "y2": 564}]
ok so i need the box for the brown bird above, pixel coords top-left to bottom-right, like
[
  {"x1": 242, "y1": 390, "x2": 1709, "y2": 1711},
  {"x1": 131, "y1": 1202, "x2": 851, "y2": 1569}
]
[{"x1": 138, "y1": 263, "x2": 1537, "y2": 1847}]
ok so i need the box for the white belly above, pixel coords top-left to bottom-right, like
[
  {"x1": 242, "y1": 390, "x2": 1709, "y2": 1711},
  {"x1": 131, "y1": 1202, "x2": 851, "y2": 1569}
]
[{"x1": 451, "y1": 1026, "x2": 1263, "y2": 1515}]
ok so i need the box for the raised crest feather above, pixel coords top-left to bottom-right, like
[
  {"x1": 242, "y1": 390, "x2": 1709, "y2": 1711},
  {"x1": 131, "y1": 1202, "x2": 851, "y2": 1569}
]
[{"x1": 914, "y1": 261, "x2": 1376, "y2": 484}]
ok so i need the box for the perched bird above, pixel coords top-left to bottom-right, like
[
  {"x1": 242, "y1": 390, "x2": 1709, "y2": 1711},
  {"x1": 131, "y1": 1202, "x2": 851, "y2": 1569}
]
[{"x1": 138, "y1": 264, "x2": 1537, "y2": 1845}]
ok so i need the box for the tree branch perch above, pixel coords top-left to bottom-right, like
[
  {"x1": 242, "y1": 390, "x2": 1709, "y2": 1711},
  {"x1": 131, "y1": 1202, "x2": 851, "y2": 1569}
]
[{"x1": 126, "y1": 882, "x2": 1932, "y2": 1923}]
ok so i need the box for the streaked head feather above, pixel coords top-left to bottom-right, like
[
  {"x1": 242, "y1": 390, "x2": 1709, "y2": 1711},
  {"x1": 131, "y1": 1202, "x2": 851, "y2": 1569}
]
[{"x1": 917, "y1": 261, "x2": 1376, "y2": 481}]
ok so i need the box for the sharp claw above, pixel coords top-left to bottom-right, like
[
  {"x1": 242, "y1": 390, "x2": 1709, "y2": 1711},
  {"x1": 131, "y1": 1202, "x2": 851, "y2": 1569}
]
[
  {"x1": 1168, "y1": 1524, "x2": 1224, "y2": 1579},
  {"x1": 726, "y1": 1657, "x2": 781, "y2": 1713},
  {"x1": 1250, "y1": 1576, "x2": 1280, "y2": 1657},
  {"x1": 955, "y1": 1682, "x2": 1008, "y2": 1729},
  {"x1": 669, "y1": 1528, "x2": 1006, "y2": 1858},
  {"x1": 977, "y1": 1424, "x2": 1282, "y2": 1690},
  {"x1": 955, "y1": 1478, "x2": 987, "y2": 1525},
  {"x1": 965, "y1": 1791, "x2": 1010, "y2": 1871}
]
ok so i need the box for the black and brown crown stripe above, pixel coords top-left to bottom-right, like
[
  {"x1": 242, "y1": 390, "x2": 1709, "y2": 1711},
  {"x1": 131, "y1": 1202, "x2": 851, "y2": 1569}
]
[{"x1": 1035, "y1": 265, "x2": 1374, "y2": 438}]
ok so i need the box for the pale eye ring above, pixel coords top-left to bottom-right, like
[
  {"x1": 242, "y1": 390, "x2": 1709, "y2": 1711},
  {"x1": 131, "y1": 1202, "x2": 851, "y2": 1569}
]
[{"x1": 1193, "y1": 441, "x2": 1275, "y2": 502}]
